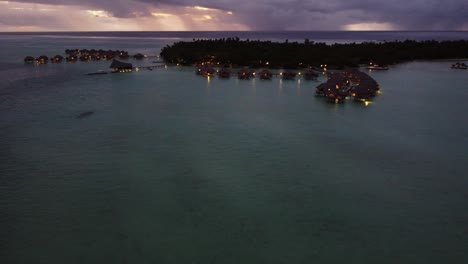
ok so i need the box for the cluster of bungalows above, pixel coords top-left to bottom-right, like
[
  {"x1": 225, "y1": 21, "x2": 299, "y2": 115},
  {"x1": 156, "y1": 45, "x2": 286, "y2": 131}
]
[
  {"x1": 24, "y1": 49, "x2": 148, "y2": 64},
  {"x1": 24, "y1": 55, "x2": 65, "y2": 64},
  {"x1": 451, "y1": 62, "x2": 467, "y2": 69},
  {"x1": 316, "y1": 68, "x2": 379, "y2": 104},
  {"x1": 196, "y1": 66, "x2": 319, "y2": 81},
  {"x1": 64, "y1": 49, "x2": 133, "y2": 61}
]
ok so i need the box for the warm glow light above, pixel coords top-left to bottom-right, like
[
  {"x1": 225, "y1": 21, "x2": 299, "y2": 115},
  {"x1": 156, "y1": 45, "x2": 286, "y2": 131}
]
[
  {"x1": 227, "y1": 11, "x2": 233, "y2": 15},
  {"x1": 86, "y1": 10, "x2": 110, "y2": 17},
  {"x1": 343, "y1": 22, "x2": 396, "y2": 31},
  {"x1": 190, "y1": 6, "x2": 218, "y2": 11},
  {"x1": 151, "y1": 12, "x2": 172, "y2": 17}
]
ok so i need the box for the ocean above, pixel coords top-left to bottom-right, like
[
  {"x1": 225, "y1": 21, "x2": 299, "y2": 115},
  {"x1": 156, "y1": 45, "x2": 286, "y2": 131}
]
[{"x1": 1, "y1": 31, "x2": 467, "y2": 263}]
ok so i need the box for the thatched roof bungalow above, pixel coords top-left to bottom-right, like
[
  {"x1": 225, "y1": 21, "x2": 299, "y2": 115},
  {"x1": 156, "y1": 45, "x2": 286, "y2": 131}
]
[
  {"x1": 110, "y1": 59, "x2": 133, "y2": 72},
  {"x1": 66, "y1": 55, "x2": 77, "y2": 62},
  {"x1": 281, "y1": 71, "x2": 296, "y2": 80},
  {"x1": 196, "y1": 65, "x2": 215, "y2": 76},
  {"x1": 259, "y1": 69, "x2": 272, "y2": 80},
  {"x1": 35, "y1": 55, "x2": 48, "y2": 64},
  {"x1": 238, "y1": 68, "x2": 254, "y2": 79},
  {"x1": 304, "y1": 69, "x2": 319, "y2": 80},
  {"x1": 218, "y1": 67, "x2": 231, "y2": 78},
  {"x1": 24, "y1": 56, "x2": 35, "y2": 63},
  {"x1": 52, "y1": 55, "x2": 64, "y2": 63},
  {"x1": 133, "y1": 53, "x2": 145, "y2": 60}
]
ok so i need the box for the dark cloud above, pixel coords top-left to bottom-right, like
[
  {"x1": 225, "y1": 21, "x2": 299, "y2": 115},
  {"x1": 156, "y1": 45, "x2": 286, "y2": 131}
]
[{"x1": 3, "y1": 0, "x2": 468, "y2": 29}]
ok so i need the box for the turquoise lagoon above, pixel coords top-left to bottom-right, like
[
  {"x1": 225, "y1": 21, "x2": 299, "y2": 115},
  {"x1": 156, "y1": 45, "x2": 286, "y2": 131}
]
[{"x1": 0, "y1": 32, "x2": 467, "y2": 263}]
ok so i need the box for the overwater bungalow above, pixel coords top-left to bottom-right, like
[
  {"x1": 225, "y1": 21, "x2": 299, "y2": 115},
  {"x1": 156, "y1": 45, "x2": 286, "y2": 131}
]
[
  {"x1": 281, "y1": 71, "x2": 296, "y2": 80},
  {"x1": 35, "y1": 55, "x2": 48, "y2": 64},
  {"x1": 218, "y1": 67, "x2": 231, "y2": 78},
  {"x1": 52, "y1": 55, "x2": 64, "y2": 63},
  {"x1": 79, "y1": 55, "x2": 90, "y2": 61},
  {"x1": 103, "y1": 51, "x2": 115, "y2": 60},
  {"x1": 133, "y1": 53, "x2": 145, "y2": 60},
  {"x1": 451, "y1": 62, "x2": 467, "y2": 69},
  {"x1": 119, "y1": 52, "x2": 130, "y2": 59},
  {"x1": 315, "y1": 72, "x2": 352, "y2": 103},
  {"x1": 24, "y1": 56, "x2": 35, "y2": 63},
  {"x1": 66, "y1": 55, "x2": 78, "y2": 62},
  {"x1": 110, "y1": 59, "x2": 133, "y2": 73},
  {"x1": 259, "y1": 69, "x2": 273, "y2": 80},
  {"x1": 238, "y1": 68, "x2": 255, "y2": 80},
  {"x1": 196, "y1": 65, "x2": 215, "y2": 77},
  {"x1": 367, "y1": 62, "x2": 389, "y2": 70},
  {"x1": 304, "y1": 69, "x2": 319, "y2": 80}
]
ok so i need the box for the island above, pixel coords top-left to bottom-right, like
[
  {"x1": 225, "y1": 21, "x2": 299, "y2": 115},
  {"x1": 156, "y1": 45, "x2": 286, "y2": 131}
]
[{"x1": 160, "y1": 38, "x2": 468, "y2": 68}]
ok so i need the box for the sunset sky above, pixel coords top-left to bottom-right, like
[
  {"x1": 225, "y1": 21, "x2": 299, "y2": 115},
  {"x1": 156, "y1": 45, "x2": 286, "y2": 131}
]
[{"x1": 0, "y1": 0, "x2": 467, "y2": 31}]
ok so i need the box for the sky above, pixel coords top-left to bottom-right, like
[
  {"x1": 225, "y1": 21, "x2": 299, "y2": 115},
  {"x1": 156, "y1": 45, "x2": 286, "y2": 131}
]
[{"x1": 0, "y1": 0, "x2": 467, "y2": 31}]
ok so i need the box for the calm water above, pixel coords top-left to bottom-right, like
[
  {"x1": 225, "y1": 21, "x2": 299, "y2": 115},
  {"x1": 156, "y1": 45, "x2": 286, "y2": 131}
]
[{"x1": 1, "y1": 32, "x2": 468, "y2": 263}]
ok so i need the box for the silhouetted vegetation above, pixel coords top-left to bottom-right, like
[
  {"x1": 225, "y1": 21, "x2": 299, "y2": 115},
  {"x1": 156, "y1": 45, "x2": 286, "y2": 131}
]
[{"x1": 160, "y1": 38, "x2": 468, "y2": 68}]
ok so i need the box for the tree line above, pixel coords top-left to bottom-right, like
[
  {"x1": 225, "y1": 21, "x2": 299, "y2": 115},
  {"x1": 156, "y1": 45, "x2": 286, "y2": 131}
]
[{"x1": 160, "y1": 38, "x2": 468, "y2": 68}]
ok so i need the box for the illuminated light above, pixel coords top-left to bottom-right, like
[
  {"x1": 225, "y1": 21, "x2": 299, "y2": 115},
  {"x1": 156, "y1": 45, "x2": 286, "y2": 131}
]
[
  {"x1": 364, "y1": 101, "x2": 371, "y2": 106},
  {"x1": 227, "y1": 11, "x2": 233, "y2": 15},
  {"x1": 86, "y1": 10, "x2": 110, "y2": 17},
  {"x1": 151, "y1": 12, "x2": 173, "y2": 17},
  {"x1": 343, "y1": 22, "x2": 395, "y2": 31},
  {"x1": 0, "y1": 1, "x2": 9, "y2": 4},
  {"x1": 280, "y1": 72, "x2": 283, "y2": 76},
  {"x1": 266, "y1": 62, "x2": 269, "y2": 65}
]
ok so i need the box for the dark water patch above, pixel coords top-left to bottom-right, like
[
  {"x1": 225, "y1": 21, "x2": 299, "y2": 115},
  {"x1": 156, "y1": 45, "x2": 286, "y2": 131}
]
[{"x1": 76, "y1": 111, "x2": 95, "y2": 119}]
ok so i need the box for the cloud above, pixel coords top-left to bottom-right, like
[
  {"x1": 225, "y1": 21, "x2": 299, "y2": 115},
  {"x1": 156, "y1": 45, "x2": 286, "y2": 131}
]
[{"x1": 1, "y1": 0, "x2": 467, "y2": 31}]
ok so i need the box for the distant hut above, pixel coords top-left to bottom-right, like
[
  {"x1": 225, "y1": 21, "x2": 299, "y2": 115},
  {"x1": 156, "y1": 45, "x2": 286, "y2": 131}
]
[
  {"x1": 119, "y1": 51, "x2": 130, "y2": 59},
  {"x1": 110, "y1": 59, "x2": 133, "y2": 72},
  {"x1": 238, "y1": 68, "x2": 254, "y2": 79},
  {"x1": 24, "y1": 56, "x2": 35, "y2": 63},
  {"x1": 281, "y1": 71, "x2": 296, "y2": 80},
  {"x1": 52, "y1": 55, "x2": 64, "y2": 63},
  {"x1": 451, "y1": 62, "x2": 467, "y2": 69},
  {"x1": 315, "y1": 83, "x2": 328, "y2": 96},
  {"x1": 35, "y1": 55, "x2": 48, "y2": 64},
  {"x1": 66, "y1": 55, "x2": 78, "y2": 62},
  {"x1": 218, "y1": 67, "x2": 231, "y2": 78},
  {"x1": 304, "y1": 69, "x2": 319, "y2": 80},
  {"x1": 104, "y1": 51, "x2": 114, "y2": 60},
  {"x1": 196, "y1": 65, "x2": 215, "y2": 76},
  {"x1": 259, "y1": 69, "x2": 272, "y2": 80},
  {"x1": 133, "y1": 53, "x2": 145, "y2": 60}
]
